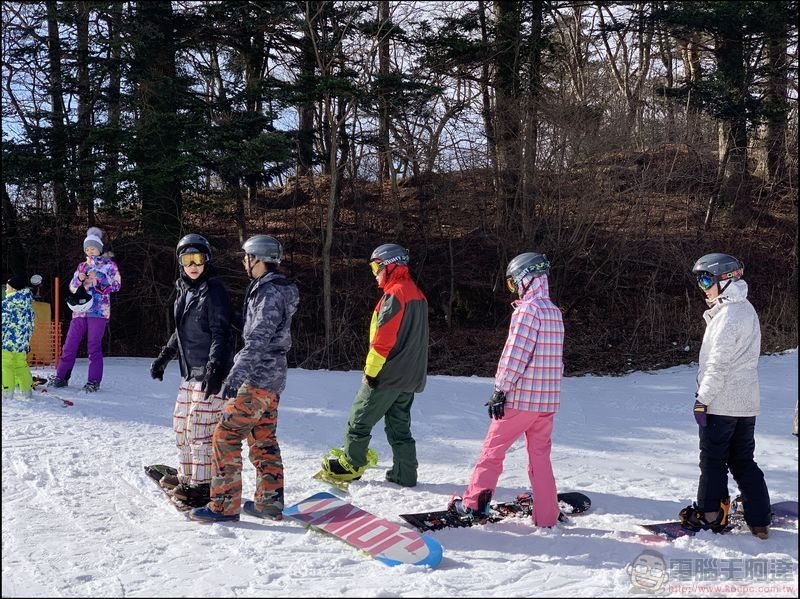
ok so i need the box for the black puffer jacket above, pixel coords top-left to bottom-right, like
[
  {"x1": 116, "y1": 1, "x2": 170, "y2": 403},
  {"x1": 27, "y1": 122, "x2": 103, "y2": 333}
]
[{"x1": 164, "y1": 268, "x2": 233, "y2": 381}]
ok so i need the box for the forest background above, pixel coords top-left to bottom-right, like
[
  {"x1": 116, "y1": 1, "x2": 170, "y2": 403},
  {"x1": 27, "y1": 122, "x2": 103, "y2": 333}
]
[{"x1": 1, "y1": 0, "x2": 797, "y2": 376}]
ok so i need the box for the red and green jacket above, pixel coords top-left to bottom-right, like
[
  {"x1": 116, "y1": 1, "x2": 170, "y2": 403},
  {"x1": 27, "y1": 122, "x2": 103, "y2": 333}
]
[{"x1": 364, "y1": 265, "x2": 428, "y2": 392}]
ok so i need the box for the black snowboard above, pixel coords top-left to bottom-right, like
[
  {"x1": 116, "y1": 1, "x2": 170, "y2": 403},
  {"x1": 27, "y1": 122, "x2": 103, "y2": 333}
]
[
  {"x1": 143, "y1": 464, "x2": 192, "y2": 513},
  {"x1": 400, "y1": 491, "x2": 591, "y2": 532}
]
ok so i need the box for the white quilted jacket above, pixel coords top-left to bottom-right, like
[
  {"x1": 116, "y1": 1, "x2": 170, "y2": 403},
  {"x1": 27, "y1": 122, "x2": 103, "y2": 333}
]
[{"x1": 696, "y1": 279, "x2": 761, "y2": 416}]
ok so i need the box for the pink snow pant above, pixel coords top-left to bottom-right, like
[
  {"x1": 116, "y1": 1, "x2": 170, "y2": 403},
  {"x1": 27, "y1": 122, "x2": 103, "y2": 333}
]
[
  {"x1": 56, "y1": 316, "x2": 108, "y2": 384},
  {"x1": 463, "y1": 408, "x2": 560, "y2": 527}
]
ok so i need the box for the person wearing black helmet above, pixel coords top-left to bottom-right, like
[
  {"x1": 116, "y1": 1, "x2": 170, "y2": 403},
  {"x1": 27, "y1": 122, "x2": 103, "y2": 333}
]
[
  {"x1": 447, "y1": 251, "x2": 564, "y2": 528},
  {"x1": 320, "y1": 243, "x2": 429, "y2": 488},
  {"x1": 147, "y1": 234, "x2": 233, "y2": 508},
  {"x1": 679, "y1": 253, "x2": 771, "y2": 539},
  {"x1": 190, "y1": 234, "x2": 299, "y2": 522}
]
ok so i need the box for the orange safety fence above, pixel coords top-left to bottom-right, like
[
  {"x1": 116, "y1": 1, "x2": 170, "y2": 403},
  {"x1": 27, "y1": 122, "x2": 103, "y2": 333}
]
[{"x1": 27, "y1": 276, "x2": 62, "y2": 368}]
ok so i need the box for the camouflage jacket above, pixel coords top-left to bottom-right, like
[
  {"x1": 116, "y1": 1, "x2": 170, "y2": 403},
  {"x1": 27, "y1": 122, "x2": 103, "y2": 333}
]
[{"x1": 225, "y1": 271, "x2": 299, "y2": 395}]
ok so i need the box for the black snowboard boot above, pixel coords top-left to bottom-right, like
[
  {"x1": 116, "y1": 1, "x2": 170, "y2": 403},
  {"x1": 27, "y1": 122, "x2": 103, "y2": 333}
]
[
  {"x1": 172, "y1": 483, "x2": 211, "y2": 508},
  {"x1": 679, "y1": 496, "x2": 730, "y2": 533}
]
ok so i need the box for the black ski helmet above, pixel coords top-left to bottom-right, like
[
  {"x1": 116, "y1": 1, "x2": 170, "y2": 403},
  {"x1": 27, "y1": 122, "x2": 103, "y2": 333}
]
[
  {"x1": 242, "y1": 234, "x2": 283, "y2": 264},
  {"x1": 691, "y1": 252, "x2": 743, "y2": 292},
  {"x1": 370, "y1": 243, "x2": 409, "y2": 273},
  {"x1": 176, "y1": 233, "x2": 212, "y2": 262},
  {"x1": 505, "y1": 252, "x2": 550, "y2": 291},
  {"x1": 66, "y1": 285, "x2": 94, "y2": 313}
]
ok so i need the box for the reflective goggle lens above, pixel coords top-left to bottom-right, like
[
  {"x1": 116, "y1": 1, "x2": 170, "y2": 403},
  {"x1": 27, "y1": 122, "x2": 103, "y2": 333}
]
[
  {"x1": 179, "y1": 252, "x2": 207, "y2": 267},
  {"x1": 506, "y1": 277, "x2": 516, "y2": 293},
  {"x1": 369, "y1": 260, "x2": 382, "y2": 275},
  {"x1": 696, "y1": 273, "x2": 715, "y2": 291}
]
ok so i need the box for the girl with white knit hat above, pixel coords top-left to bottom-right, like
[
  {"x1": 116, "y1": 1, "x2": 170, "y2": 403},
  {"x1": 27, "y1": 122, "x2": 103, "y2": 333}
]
[{"x1": 48, "y1": 227, "x2": 122, "y2": 392}]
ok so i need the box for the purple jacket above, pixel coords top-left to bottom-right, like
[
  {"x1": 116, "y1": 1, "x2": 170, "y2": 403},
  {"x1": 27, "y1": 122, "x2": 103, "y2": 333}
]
[{"x1": 68, "y1": 255, "x2": 122, "y2": 319}]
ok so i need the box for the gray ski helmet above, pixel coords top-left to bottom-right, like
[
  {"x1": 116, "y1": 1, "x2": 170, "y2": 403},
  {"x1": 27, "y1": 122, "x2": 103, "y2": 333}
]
[
  {"x1": 691, "y1": 252, "x2": 743, "y2": 289},
  {"x1": 176, "y1": 233, "x2": 212, "y2": 261},
  {"x1": 505, "y1": 252, "x2": 550, "y2": 289},
  {"x1": 242, "y1": 234, "x2": 283, "y2": 264},
  {"x1": 370, "y1": 243, "x2": 409, "y2": 273}
]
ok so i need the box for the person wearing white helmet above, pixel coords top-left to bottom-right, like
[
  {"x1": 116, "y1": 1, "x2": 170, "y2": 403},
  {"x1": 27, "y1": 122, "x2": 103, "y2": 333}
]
[
  {"x1": 190, "y1": 234, "x2": 299, "y2": 523},
  {"x1": 48, "y1": 227, "x2": 122, "y2": 393}
]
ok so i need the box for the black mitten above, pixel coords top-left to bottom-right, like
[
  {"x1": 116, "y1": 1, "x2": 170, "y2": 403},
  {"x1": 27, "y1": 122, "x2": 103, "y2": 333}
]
[{"x1": 149, "y1": 346, "x2": 177, "y2": 381}]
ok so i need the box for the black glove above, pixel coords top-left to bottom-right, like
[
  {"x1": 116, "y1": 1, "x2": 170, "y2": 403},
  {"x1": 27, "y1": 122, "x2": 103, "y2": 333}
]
[
  {"x1": 201, "y1": 362, "x2": 224, "y2": 400},
  {"x1": 363, "y1": 374, "x2": 378, "y2": 389},
  {"x1": 220, "y1": 383, "x2": 238, "y2": 400},
  {"x1": 485, "y1": 390, "x2": 506, "y2": 420},
  {"x1": 149, "y1": 346, "x2": 176, "y2": 381}
]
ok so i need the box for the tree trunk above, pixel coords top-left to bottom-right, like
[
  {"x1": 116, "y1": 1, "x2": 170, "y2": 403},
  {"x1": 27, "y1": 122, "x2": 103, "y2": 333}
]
[
  {"x1": 76, "y1": 1, "x2": 93, "y2": 223},
  {"x1": 102, "y1": 2, "x2": 122, "y2": 209},
  {"x1": 520, "y1": 1, "x2": 543, "y2": 238},
  {"x1": 130, "y1": 0, "x2": 182, "y2": 239},
  {"x1": 762, "y1": 16, "x2": 789, "y2": 183},
  {"x1": 377, "y1": 0, "x2": 391, "y2": 182},
  {"x1": 477, "y1": 0, "x2": 497, "y2": 182},
  {"x1": 46, "y1": 0, "x2": 70, "y2": 218},
  {"x1": 714, "y1": 23, "x2": 750, "y2": 222},
  {"x1": 493, "y1": 1, "x2": 522, "y2": 234}
]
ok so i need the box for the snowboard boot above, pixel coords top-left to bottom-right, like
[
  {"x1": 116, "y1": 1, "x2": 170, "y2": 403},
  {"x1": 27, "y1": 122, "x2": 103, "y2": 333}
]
[
  {"x1": 144, "y1": 464, "x2": 178, "y2": 484},
  {"x1": 47, "y1": 375, "x2": 68, "y2": 388},
  {"x1": 321, "y1": 447, "x2": 378, "y2": 483},
  {"x1": 83, "y1": 381, "x2": 100, "y2": 393},
  {"x1": 171, "y1": 483, "x2": 211, "y2": 508},
  {"x1": 447, "y1": 489, "x2": 493, "y2": 522},
  {"x1": 158, "y1": 474, "x2": 180, "y2": 490},
  {"x1": 243, "y1": 500, "x2": 283, "y2": 521},
  {"x1": 385, "y1": 469, "x2": 416, "y2": 488},
  {"x1": 323, "y1": 456, "x2": 365, "y2": 482},
  {"x1": 679, "y1": 496, "x2": 730, "y2": 533},
  {"x1": 189, "y1": 506, "x2": 239, "y2": 522},
  {"x1": 748, "y1": 525, "x2": 769, "y2": 539}
]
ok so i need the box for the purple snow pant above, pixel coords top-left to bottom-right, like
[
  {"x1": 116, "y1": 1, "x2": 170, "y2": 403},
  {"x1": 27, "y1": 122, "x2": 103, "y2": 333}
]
[{"x1": 56, "y1": 316, "x2": 108, "y2": 384}]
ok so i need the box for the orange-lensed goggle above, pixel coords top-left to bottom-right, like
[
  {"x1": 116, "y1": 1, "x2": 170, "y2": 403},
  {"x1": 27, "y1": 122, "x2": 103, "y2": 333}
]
[
  {"x1": 179, "y1": 252, "x2": 207, "y2": 267},
  {"x1": 369, "y1": 260, "x2": 382, "y2": 275}
]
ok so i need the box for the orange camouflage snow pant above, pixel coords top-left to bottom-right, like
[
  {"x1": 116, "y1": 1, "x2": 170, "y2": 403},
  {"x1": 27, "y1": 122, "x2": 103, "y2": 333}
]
[
  {"x1": 172, "y1": 380, "x2": 225, "y2": 484},
  {"x1": 208, "y1": 384, "x2": 283, "y2": 516}
]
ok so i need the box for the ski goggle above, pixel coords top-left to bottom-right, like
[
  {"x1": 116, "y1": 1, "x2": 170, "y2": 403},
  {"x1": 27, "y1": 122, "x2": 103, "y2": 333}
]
[
  {"x1": 505, "y1": 277, "x2": 516, "y2": 293},
  {"x1": 179, "y1": 252, "x2": 207, "y2": 267},
  {"x1": 369, "y1": 260, "x2": 382, "y2": 275},
  {"x1": 696, "y1": 273, "x2": 715, "y2": 291}
]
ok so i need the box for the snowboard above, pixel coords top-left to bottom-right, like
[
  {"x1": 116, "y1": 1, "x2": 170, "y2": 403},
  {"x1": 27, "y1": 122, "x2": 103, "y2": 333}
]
[
  {"x1": 283, "y1": 491, "x2": 443, "y2": 568},
  {"x1": 400, "y1": 491, "x2": 592, "y2": 532},
  {"x1": 143, "y1": 464, "x2": 192, "y2": 514},
  {"x1": 640, "y1": 500, "x2": 798, "y2": 541}
]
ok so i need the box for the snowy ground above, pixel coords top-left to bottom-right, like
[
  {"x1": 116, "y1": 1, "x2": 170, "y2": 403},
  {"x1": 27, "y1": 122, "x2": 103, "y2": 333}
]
[{"x1": 2, "y1": 351, "x2": 797, "y2": 598}]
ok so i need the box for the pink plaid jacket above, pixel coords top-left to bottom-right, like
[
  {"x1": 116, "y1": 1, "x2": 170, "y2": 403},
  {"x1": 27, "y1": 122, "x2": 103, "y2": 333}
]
[{"x1": 494, "y1": 275, "x2": 564, "y2": 412}]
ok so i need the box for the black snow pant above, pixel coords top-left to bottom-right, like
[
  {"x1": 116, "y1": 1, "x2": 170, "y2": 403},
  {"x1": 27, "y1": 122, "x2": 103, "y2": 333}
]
[{"x1": 697, "y1": 414, "x2": 771, "y2": 527}]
